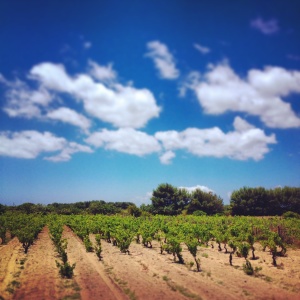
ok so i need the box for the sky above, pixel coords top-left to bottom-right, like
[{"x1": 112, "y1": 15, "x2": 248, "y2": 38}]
[{"x1": 0, "y1": 0, "x2": 300, "y2": 206}]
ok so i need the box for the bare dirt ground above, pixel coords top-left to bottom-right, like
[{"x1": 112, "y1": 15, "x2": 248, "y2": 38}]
[
  {"x1": 0, "y1": 227, "x2": 299, "y2": 300},
  {"x1": 96, "y1": 236, "x2": 300, "y2": 300}
]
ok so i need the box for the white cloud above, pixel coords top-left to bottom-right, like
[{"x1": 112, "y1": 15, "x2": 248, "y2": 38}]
[
  {"x1": 0, "y1": 131, "x2": 66, "y2": 159},
  {"x1": 0, "y1": 130, "x2": 93, "y2": 161},
  {"x1": 159, "y1": 150, "x2": 176, "y2": 165},
  {"x1": 88, "y1": 60, "x2": 117, "y2": 82},
  {"x1": 30, "y1": 62, "x2": 161, "y2": 128},
  {"x1": 155, "y1": 117, "x2": 276, "y2": 162},
  {"x1": 233, "y1": 116, "x2": 255, "y2": 132},
  {"x1": 1, "y1": 76, "x2": 52, "y2": 118},
  {"x1": 47, "y1": 107, "x2": 91, "y2": 132},
  {"x1": 45, "y1": 142, "x2": 93, "y2": 162},
  {"x1": 86, "y1": 128, "x2": 161, "y2": 156},
  {"x1": 146, "y1": 41, "x2": 180, "y2": 79},
  {"x1": 250, "y1": 17, "x2": 279, "y2": 35},
  {"x1": 179, "y1": 185, "x2": 214, "y2": 194},
  {"x1": 194, "y1": 43, "x2": 210, "y2": 54},
  {"x1": 186, "y1": 62, "x2": 300, "y2": 128}
]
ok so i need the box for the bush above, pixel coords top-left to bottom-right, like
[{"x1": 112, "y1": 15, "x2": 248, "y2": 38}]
[
  {"x1": 282, "y1": 211, "x2": 300, "y2": 219},
  {"x1": 56, "y1": 261, "x2": 76, "y2": 278},
  {"x1": 243, "y1": 259, "x2": 254, "y2": 275},
  {"x1": 192, "y1": 210, "x2": 207, "y2": 216},
  {"x1": 83, "y1": 235, "x2": 93, "y2": 252}
]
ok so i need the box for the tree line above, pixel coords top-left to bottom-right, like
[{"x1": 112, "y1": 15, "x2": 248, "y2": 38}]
[
  {"x1": 141, "y1": 184, "x2": 300, "y2": 217},
  {"x1": 0, "y1": 185, "x2": 299, "y2": 217},
  {"x1": 0, "y1": 201, "x2": 135, "y2": 215}
]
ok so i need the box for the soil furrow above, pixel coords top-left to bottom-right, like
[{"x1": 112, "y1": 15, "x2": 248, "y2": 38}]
[
  {"x1": 0, "y1": 237, "x2": 23, "y2": 299},
  {"x1": 63, "y1": 226, "x2": 126, "y2": 300},
  {"x1": 12, "y1": 226, "x2": 79, "y2": 300}
]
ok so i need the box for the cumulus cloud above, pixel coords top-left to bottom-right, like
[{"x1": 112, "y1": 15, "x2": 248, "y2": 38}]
[
  {"x1": 1, "y1": 76, "x2": 52, "y2": 118},
  {"x1": 0, "y1": 131, "x2": 66, "y2": 159},
  {"x1": 179, "y1": 185, "x2": 214, "y2": 194},
  {"x1": 0, "y1": 130, "x2": 93, "y2": 161},
  {"x1": 30, "y1": 62, "x2": 161, "y2": 128},
  {"x1": 88, "y1": 60, "x2": 117, "y2": 82},
  {"x1": 159, "y1": 150, "x2": 176, "y2": 165},
  {"x1": 47, "y1": 107, "x2": 91, "y2": 132},
  {"x1": 155, "y1": 117, "x2": 276, "y2": 162},
  {"x1": 146, "y1": 41, "x2": 180, "y2": 79},
  {"x1": 194, "y1": 43, "x2": 211, "y2": 54},
  {"x1": 186, "y1": 62, "x2": 300, "y2": 128},
  {"x1": 250, "y1": 17, "x2": 279, "y2": 35},
  {"x1": 86, "y1": 128, "x2": 161, "y2": 156}
]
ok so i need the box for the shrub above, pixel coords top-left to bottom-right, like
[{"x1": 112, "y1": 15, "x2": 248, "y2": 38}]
[
  {"x1": 83, "y1": 235, "x2": 93, "y2": 252},
  {"x1": 243, "y1": 259, "x2": 254, "y2": 275},
  {"x1": 192, "y1": 210, "x2": 207, "y2": 216},
  {"x1": 56, "y1": 261, "x2": 76, "y2": 278},
  {"x1": 282, "y1": 211, "x2": 300, "y2": 219}
]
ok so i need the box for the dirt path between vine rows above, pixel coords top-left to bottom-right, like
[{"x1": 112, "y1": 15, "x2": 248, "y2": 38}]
[
  {"x1": 11, "y1": 226, "x2": 80, "y2": 300},
  {"x1": 95, "y1": 237, "x2": 300, "y2": 300},
  {"x1": 1, "y1": 227, "x2": 300, "y2": 300},
  {"x1": 62, "y1": 226, "x2": 126, "y2": 300},
  {"x1": 0, "y1": 237, "x2": 23, "y2": 299}
]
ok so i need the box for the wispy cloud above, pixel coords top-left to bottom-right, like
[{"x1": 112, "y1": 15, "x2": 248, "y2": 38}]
[
  {"x1": 194, "y1": 43, "x2": 210, "y2": 54},
  {"x1": 146, "y1": 41, "x2": 180, "y2": 79},
  {"x1": 88, "y1": 60, "x2": 117, "y2": 82},
  {"x1": 250, "y1": 17, "x2": 279, "y2": 35},
  {"x1": 287, "y1": 54, "x2": 300, "y2": 61},
  {"x1": 83, "y1": 41, "x2": 92, "y2": 49},
  {"x1": 46, "y1": 107, "x2": 91, "y2": 132}
]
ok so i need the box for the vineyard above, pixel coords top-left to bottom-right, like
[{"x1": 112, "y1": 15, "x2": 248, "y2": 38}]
[{"x1": 1, "y1": 213, "x2": 300, "y2": 299}]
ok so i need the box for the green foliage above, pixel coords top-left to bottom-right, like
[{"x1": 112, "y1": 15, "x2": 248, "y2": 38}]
[
  {"x1": 127, "y1": 205, "x2": 142, "y2": 217},
  {"x1": 282, "y1": 211, "x2": 300, "y2": 219},
  {"x1": 56, "y1": 261, "x2": 76, "y2": 278},
  {"x1": 192, "y1": 210, "x2": 207, "y2": 216},
  {"x1": 230, "y1": 186, "x2": 300, "y2": 216},
  {"x1": 0, "y1": 204, "x2": 6, "y2": 215},
  {"x1": 151, "y1": 183, "x2": 224, "y2": 216},
  {"x1": 0, "y1": 217, "x2": 7, "y2": 244},
  {"x1": 167, "y1": 235, "x2": 184, "y2": 264},
  {"x1": 185, "y1": 237, "x2": 201, "y2": 271},
  {"x1": 83, "y1": 235, "x2": 94, "y2": 252},
  {"x1": 187, "y1": 189, "x2": 224, "y2": 215},
  {"x1": 151, "y1": 183, "x2": 181, "y2": 215},
  {"x1": 243, "y1": 259, "x2": 254, "y2": 275},
  {"x1": 238, "y1": 242, "x2": 250, "y2": 260}
]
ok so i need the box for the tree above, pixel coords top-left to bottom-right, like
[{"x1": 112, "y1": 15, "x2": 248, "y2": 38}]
[
  {"x1": 151, "y1": 183, "x2": 180, "y2": 215},
  {"x1": 127, "y1": 205, "x2": 142, "y2": 217},
  {"x1": 230, "y1": 186, "x2": 300, "y2": 216},
  {"x1": 186, "y1": 189, "x2": 224, "y2": 215},
  {"x1": 0, "y1": 204, "x2": 6, "y2": 215}
]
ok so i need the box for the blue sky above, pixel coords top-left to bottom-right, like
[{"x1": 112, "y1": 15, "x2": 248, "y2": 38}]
[{"x1": 0, "y1": 0, "x2": 300, "y2": 206}]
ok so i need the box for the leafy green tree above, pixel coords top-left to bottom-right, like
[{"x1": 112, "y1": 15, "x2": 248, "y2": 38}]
[
  {"x1": 127, "y1": 204, "x2": 142, "y2": 217},
  {"x1": 0, "y1": 204, "x2": 7, "y2": 215},
  {"x1": 230, "y1": 186, "x2": 300, "y2": 216},
  {"x1": 186, "y1": 189, "x2": 224, "y2": 215},
  {"x1": 151, "y1": 183, "x2": 180, "y2": 215}
]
